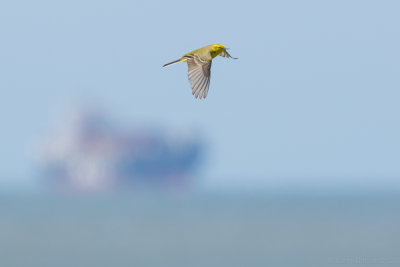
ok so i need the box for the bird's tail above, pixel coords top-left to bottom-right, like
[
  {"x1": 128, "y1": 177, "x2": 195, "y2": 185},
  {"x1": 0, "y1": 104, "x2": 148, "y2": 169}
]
[{"x1": 163, "y1": 58, "x2": 184, "y2": 67}]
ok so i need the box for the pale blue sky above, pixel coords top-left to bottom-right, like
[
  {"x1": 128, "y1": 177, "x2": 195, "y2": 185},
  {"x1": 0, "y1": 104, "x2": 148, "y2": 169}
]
[{"x1": 1, "y1": 0, "x2": 400, "y2": 188}]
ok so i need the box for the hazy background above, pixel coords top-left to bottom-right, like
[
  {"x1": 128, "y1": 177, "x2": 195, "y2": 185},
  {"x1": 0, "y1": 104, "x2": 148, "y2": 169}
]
[
  {"x1": 0, "y1": 0, "x2": 400, "y2": 266},
  {"x1": 1, "y1": 0, "x2": 400, "y2": 190}
]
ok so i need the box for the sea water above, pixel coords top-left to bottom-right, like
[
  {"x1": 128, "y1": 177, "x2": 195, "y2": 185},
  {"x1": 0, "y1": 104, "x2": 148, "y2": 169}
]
[{"x1": 0, "y1": 192, "x2": 399, "y2": 267}]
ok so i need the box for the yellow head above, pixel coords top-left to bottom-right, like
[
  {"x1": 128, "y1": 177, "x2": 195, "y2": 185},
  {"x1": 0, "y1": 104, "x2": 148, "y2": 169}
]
[{"x1": 211, "y1": 44, "x2": 226, "y2": 52}]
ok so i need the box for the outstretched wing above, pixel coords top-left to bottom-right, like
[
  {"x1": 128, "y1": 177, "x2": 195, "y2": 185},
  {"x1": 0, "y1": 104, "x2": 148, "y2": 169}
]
[
  {"x1": 183, "y1": 54, "x2": 212, "y2": 99},
  {"x1": 219, "y1": 49, "x2": 238, "y2": 59}
]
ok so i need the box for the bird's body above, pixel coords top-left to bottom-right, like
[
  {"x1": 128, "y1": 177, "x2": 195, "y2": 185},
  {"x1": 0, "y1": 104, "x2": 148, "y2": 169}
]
[{"x1": 163, "y1": 44, "x2": 237, "y2": 99}]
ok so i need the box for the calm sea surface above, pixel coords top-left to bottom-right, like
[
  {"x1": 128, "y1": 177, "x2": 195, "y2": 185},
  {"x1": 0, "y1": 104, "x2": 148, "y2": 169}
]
[{"x1": 0, "y1": 192, "x2": 399, "y2": 267}]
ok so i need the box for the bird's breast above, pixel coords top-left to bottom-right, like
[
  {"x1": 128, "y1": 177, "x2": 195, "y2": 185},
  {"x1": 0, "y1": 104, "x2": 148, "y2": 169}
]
[{"x1": 210, "y1": 49, "x2": 223, "y2": 59}]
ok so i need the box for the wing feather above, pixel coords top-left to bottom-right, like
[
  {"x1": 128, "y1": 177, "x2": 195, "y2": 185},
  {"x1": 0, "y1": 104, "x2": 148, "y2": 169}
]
[
  {"x1": 202, "y1": 77, "x2": 211, "y2": 99},
  {"x1": 194, "y1": 78, "x2": 205, "y2": 98},
  {"x1": 197, "y1": 75, "x2": 209, "y2": 99},
  {"x1": 190, "y1": 71, "x2": 205, "y2": 97},
  {"x1": 184, "y1": 54, "x2": 212, "y2": 99}
]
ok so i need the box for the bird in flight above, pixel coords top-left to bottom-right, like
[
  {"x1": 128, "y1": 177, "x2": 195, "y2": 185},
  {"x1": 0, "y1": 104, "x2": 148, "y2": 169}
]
[{"x1": 163, "y1": 44, "x2": 237, "y2": 99}]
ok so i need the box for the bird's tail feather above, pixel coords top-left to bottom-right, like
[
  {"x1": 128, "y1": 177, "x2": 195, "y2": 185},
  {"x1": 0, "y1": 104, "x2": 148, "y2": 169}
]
[{"x1": 163, "y1": 59, "x2": 182, "y2": 67}]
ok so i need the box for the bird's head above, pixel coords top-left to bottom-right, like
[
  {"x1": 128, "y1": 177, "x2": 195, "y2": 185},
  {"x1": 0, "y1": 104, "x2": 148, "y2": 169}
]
[{"x1": 211, "y1": 44, "x2": 226, "y2": 52}]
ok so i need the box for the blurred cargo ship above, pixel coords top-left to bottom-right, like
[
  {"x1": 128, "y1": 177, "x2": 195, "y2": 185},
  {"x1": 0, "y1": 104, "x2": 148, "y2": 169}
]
[{"x1": 38, "y1": 109, "x2": 203, "y2": 192}]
